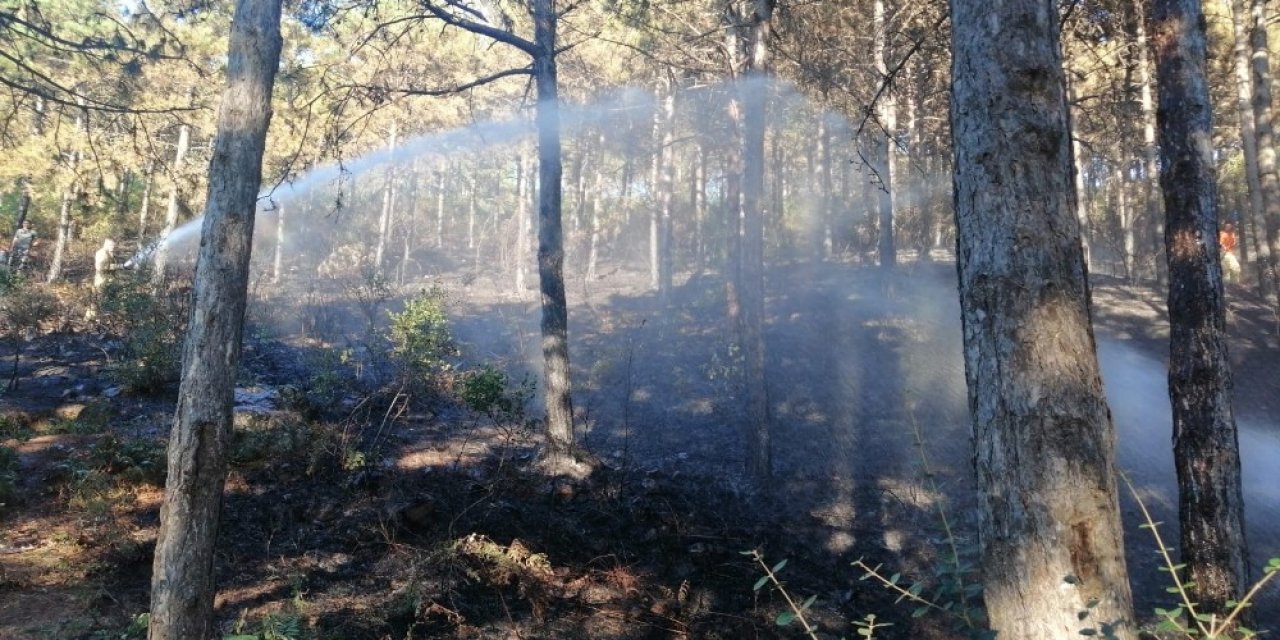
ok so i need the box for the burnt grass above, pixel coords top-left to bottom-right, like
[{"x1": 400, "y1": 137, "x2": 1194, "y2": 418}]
[{"x1": 2, "y1": 257, "x2": 1278, "y2": 639}]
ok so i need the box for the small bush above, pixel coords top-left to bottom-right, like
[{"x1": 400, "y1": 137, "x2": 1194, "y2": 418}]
[
  {"x1": 388, "y1": 286, "x2": 457, "y2": 382},
  {"x1": 98, "y1": 271, "x2": 190, "y2": 393},
  {"x1": 1, "y1": 278, "x2": 59, "y2": 388},
  {"x1": 230, "y1": 414, "x2": 338, "y2": 476},
  {"x1": 459, "y1": 365, "x2": 533, "y2": 426}
]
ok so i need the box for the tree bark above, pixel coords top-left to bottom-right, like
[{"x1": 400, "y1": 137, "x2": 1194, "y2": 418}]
[
  {"x1": 46, "y1": 106, "x2": 84, "y2": 284},
  {"x1": 271, "y1": 200, "x2": 285, "y2": 284},
  {"x1": 13, "y1": 176, "x2": 31, "y2": 233},
  {"x1": 153, "y1": 116, "x2": 192, "y2": 283},
  {"x1": 532, "y1": 0, "x2": 578, "y2": 468},
  {"x1": 949, "y1": 1, "x2": 1136, "y2": 636},
  {"x1": 1137, "y1": 8, "x2": 1165, "y2": 286},
  {"x1": 138, "y1": 163, "x2": 155, "y2": 240},
  {"x1": 657, "y1": 92, "x2": 675, "y2": 302},
  {"x1": 1249, "y1": 0, "x2": 1280, "y2": 316},
  {"x1": 1152, "y1": 0, "x2": 1250, "y2": 618},
  {"x1": 375, "y1": 121, "x2": 398, "y2": 274},
  {"x1": 147, "y1": 1, "x2": 282, "y2": 637},
  {"x1": 587, "y1": 132, "x2": 604, "y2": 281},
  {"x1": 739, "y1": 0, "x2": 773, "y2": 479},
  {"x1": 515, "y1": 148, "x2": 531, "y2": 293},
  {"x1": 874, "y1": 0, "x2": 896, "y2": 269},
  {"x1": 1232, "y1": 0, "x2": 1273, "y2": 296},
  {"x1": 435, "y1": 168, "x2": 446, "y2": 249}
]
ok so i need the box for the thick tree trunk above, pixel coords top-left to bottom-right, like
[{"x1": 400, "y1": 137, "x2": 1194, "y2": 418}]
[
  {"x1": 532, "y1": 0, "x2": 578, "y2": 469},
  {"x1": 949, "y1": 1, "x2": 1136, "y2": 637},
  {"x1": 1249, "y1": 0, "x2": 1280, "y2": 316},
  {"x1": 1152, "y1": 0, "x2": 1250, "y2": 618},
  {"x1": 147, "y1": 1, "x2": 282, "y2": 638},
  {"x1": 153, "y1": 119, "x2": 192, "y2": 283}
]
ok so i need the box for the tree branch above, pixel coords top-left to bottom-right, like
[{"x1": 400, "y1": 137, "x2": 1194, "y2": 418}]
[
  {"x1": 417, "y1": 0, "x2": 537, "y2": 55},
  {"x1": 341, "y1": 65, "x2": 534, "y2": 99}
]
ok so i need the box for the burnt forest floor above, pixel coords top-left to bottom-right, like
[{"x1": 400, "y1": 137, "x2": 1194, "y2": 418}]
[{"x1": 1, "y1": 256, "x2": 1278, "y2": 639}]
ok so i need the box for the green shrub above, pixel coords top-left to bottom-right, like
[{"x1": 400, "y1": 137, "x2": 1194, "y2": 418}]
[
  {"x1": 388, "y1": 286, "x2": 457, "y2": 382},
  {"x1": 459, "y1": 365, "x2": 533, "y2": 426},
  {"x1": 98, "y1": 271, "x2": 189, "y2": 393},
  {"x1": 1, "y1": 279, "x2": 59, "y2": 389}
]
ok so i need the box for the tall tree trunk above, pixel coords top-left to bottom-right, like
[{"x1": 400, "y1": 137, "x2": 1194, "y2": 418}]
[
  {"x1": 13, "y1": 176, "x2": 32, "y2": 233},
  {"x1": 816, "y1": 116, "x2": 832, "y2": 260},
  {"x1": 1232, "y1": 0, "x2": 1273, "y2": 296},
  {"x1": 1249, "y1": 0, "x2": 1280, "y2": 317},
  {"x1": 949, "y1": 1, "x2": 1136, "y2": 636},
  {"x1": 435, "y1": 168, "x2": 445, "y2": 249},
  {"x1": 138, "y1": 163, "x2": 155, "y2": 240},
  {"x1": 532, "y1": 0, "x2": 578, "y2": 468},
  {"x1": 875, "y1": 0, "x2": 897, "y2": 269},
  {"x1": 375, "y1": 121, "x2": 398, "y2": 274},
  {"x1": 515, "y1": 149, "x2": 531, "y2": 293},
  {"x1": 272, "y1": 200, "x2": 285, "y2": 284},
  {"x1": 738, "y1": 0, "x2": 774, "y2": 479},
  {"x1": 693, "y1": 141, "x2": 708, "y2": 267},
  {"x1": 46, "y1": 106, "x2": 84, "y2": 284},
  {"x1": 1068, "y1": 77, "x2": 1093, "y2": 270},
  {"x1": 1152, "y1": 0, "x2": 1250, "y2": 618},
  {"x1": 657, "y1": 92, "x2": 675, "y2": 301},
  {"x1": 399, "y1": 161, "x2": 420, "y2": 286},
  {"x1": 46, "y1": 190, "x2": 75, "y2": 283},
  {"x1": 1118, "y1": 164, "x2": 1137, "y2": 283},
  {"x1": 153, "y1": 117, "x2": 192, "y2": 283},
  {"x1": 115, "y1": 170, "x2": 134, "y2": 227},
  {"x1": 467, "y1": 174, "x2": 477, "y2": 252},
  {"x1": 147, "y1": 1, "x2": 282, "y2": 637},
  {"x1": 1137, "y1": 8, "x2": 1165, "y2": 286},
  {"x1": 587, "y1": 132, "x2": 604, "y2": 281}
]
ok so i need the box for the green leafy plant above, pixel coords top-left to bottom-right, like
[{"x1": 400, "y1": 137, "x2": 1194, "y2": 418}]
[
  {"x1": 459, "y1": 365, "x2": 533, "y2": 426},
  {"x1": 88, "y1": 612, "x2": 149, "y2": 639},
  {"x1": 850, "y1": 408, "x2": 990, "y2": 638},
  {"x1": 388, "y1": 285, "x2": 457, "y2": 381},
  {"x1": 1122, "y1": 472, "x2": 1279, "y2": 640},
  {"x1": 98, "y1": 270, "x2": 190, "y2": 393},
  {"x1": 1, "y1": 278, "x2": 58, "y2": 389},
  {"x1": 744, "y1": 550, "x2": 829, "y2": 638}
]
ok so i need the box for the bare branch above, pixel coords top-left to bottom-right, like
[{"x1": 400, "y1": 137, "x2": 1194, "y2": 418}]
[
  {"x1": 340, "y1": 65, "x2": 534, "y2": 98},
  {"x1": 417, "y1": 0, "x2": 537, "y2": 55}
]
